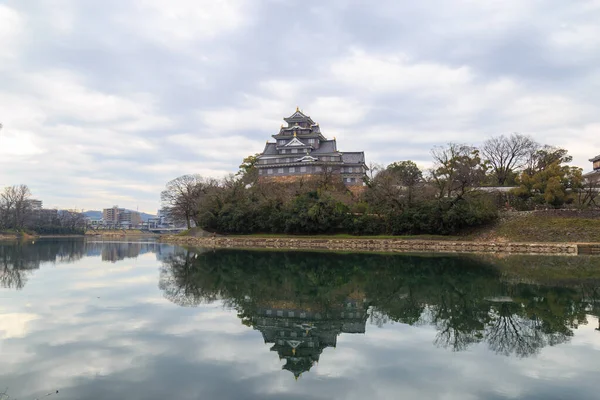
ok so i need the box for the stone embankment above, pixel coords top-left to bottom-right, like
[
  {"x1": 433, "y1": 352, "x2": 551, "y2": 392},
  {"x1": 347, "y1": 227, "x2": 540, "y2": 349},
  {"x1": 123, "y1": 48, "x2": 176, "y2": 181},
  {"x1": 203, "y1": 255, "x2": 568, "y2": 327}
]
[{"x1": 161, "y1": 236, "x2": 579, "y2": 255}]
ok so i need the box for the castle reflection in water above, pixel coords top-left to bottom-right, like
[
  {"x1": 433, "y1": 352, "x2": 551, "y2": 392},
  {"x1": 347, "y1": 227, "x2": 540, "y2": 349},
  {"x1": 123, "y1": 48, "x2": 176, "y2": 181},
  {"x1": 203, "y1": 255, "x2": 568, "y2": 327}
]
[{"x1": 253, "y1": 295, "x2": 368, "y2": 378}]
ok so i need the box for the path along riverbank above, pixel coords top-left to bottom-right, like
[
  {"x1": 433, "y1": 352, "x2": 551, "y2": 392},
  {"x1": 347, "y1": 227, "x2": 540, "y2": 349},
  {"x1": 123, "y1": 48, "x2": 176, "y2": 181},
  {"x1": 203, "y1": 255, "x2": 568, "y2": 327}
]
[{"x1": 159, "y1": 236, "x2": 595, "y2": 255}]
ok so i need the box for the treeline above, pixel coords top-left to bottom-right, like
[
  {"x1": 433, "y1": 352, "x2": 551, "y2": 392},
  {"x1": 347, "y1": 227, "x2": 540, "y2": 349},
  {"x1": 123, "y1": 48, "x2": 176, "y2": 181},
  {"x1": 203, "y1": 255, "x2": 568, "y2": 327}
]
[
  {"x1": 0, "y1": 185, "x2": 86, "y2": 235},
  {"x1": 161, "y1": 134, "x2": 593, "y2": 236}
]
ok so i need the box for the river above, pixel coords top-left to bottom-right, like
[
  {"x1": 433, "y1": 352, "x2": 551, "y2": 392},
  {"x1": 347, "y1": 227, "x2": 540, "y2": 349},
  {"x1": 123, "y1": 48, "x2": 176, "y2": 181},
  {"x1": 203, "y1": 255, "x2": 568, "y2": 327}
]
[{"x1": 1, "y1": 238, "x2": 599, "y2": 399}]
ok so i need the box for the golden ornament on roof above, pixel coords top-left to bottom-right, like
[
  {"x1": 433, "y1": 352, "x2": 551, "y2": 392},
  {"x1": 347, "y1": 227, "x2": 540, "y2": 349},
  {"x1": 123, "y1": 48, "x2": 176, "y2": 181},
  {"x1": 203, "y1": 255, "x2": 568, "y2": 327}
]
[{"x1": 296, "y1": 106, "x2": 299, "y2": 112}]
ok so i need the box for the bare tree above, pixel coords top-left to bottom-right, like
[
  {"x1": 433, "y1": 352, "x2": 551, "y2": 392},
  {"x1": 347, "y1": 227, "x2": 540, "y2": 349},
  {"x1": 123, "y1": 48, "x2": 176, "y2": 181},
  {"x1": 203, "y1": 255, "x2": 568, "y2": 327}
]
[
  {"x1": 482, "y1": 133, "x2": 538, "y2": 186},
  {"x1": 578, "y1": 176, "x2": 600, "y2": 208},
  {"x1": 57, "y1": 210, "x2": 86, "y2": 231},
  {"x1": 161, "y1": 175, "x2": 205, "y2": 229},
  {"x1": 0, "y1": 185, "x2": 32, "y2": 230},
  {"x1": 366, "y1": 161, "x2": 384, "y2": 183}
]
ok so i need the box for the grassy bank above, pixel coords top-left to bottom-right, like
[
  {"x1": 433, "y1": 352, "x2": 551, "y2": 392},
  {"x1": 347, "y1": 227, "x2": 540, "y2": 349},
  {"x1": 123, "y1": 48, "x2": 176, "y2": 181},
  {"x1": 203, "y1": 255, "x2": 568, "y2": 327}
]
[
  {"x1": 484, "y1": 214, "x2": 600, "y2": 243},
  {"x1": 0, "y1": 231, "x2": 37, "y2": 240},
  {"x1": 177, "y1": 212, "x2": 600, "y2": 244},
  {"x1": 85, "y1": 229, "x2": 158, "y2": 236},
  {"x1": 228, "y1": 233, "x2": 460, "y2": 241}
]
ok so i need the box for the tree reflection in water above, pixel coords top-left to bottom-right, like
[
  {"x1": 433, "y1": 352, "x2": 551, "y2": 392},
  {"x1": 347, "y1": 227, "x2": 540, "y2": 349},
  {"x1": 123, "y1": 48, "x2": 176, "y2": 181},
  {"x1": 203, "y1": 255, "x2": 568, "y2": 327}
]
[
  {"x1": 159, "y1": 248, "x2": 600, "y2": 370},
  {"x1": 0, "y1": 239, "x2": 86, "y2": 289},
  {"x1": 0, "y1": 239, "x2": 162, "y2": 290}
]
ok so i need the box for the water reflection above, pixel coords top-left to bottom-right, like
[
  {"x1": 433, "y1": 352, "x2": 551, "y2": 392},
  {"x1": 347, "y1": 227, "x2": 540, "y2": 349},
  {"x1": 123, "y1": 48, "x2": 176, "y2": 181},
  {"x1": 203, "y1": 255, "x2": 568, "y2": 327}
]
[
  {"x1": 160, "y1": 249, "x2": 600, "y2": 367},
  {"x1": 0, "y1": 239, "x2": 86, "y2": 289},
  {"x1": 0, "y1": 239, "x2": 170, "y2": 290},
  {"x1": 1, "y1": 240, "x2": 600, "y2": 399}
]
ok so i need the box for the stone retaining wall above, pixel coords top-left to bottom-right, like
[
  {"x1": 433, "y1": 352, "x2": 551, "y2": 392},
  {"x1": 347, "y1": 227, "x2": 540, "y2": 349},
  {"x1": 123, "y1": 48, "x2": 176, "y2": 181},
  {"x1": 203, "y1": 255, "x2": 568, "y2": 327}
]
[{"x1": 161, "y1": 236, "x2": 579, "y2": 255}]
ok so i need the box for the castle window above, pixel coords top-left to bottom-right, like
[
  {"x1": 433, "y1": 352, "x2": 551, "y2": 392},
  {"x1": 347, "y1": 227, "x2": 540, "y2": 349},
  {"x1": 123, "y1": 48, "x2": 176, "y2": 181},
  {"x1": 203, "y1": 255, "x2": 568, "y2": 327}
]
[
  {"x1": 289, "y1": 167, "x2": 295, "y2": 173},
  {"x1": 278, "y1": 168, "x2": 283, "y2": 174},
  {"x1": 300, "y1": 166, "x2": 306, "y2": 172},
  {"x1": 267, "y1": 169, "x2": 273, "y2": 175},
  {"x1": 292, "y1": 149, "x2": 298, "y2": 154},
  {"x1": 315, "y1": 166, "x2": 322, "y2": 172}
]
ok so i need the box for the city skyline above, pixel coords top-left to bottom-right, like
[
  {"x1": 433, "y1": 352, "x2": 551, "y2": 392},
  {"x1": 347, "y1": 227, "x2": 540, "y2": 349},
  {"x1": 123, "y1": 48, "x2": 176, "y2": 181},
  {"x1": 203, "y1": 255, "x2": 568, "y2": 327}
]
[{"x1": 1, "y1": 1, "x2": 599, "y2": 212}]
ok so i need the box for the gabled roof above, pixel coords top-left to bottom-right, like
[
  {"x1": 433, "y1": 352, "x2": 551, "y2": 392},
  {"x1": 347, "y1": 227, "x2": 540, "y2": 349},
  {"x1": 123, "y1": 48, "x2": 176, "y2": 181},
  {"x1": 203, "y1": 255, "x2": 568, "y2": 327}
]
[
  {"x1": 284, "y1": 107, "x2": 315, "y2": 125},
  {"x1": 287, "y1": 110, "x2": 309, "y2": 119},
  {"x1": 283, "y1": 124, "x2": 310, "y2": 131},
  {"x1": 296, "y1": 155, "x2": 318, "y2": 162},
  {"x1": 285, "y1": 137, "x2": 306, "y2": 147},
  {"x1": 590, "y1": 154, "x2": 600, "y2": 163}
]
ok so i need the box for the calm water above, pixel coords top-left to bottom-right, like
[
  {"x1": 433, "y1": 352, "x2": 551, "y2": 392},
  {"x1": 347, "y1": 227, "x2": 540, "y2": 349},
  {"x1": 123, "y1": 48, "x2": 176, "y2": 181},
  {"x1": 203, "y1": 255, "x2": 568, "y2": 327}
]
[{"x1": 1, "y1": 239, "x2": 599, "y2": 400}]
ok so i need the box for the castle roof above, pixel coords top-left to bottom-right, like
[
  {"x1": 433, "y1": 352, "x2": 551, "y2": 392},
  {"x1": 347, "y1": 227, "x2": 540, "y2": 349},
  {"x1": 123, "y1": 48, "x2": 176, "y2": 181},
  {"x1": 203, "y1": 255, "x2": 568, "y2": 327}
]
[
  {"x1": 262, "y1": 142, "x2": 278, "y2": 155},
  {"x1": 284, "y1": 108, "x2": 315, "y2": 125},
  {"x1": 341, "y1": 152, "x2": 366, "y2": 165},
  {"x1": 311, "y1": 140, "x2": 338, "y2": 154}
]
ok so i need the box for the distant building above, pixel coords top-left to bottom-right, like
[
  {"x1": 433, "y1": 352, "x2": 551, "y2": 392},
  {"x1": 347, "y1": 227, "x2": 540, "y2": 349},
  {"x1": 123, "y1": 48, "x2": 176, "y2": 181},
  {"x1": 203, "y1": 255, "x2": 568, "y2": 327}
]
[
  {"x1": 119, "y1": 210, "x2": 142, "y2": 227},
  {"x1": 584, "y1": 154, "x2": 600, "y2": 183},
  {"x1": 102, "y1": 205, "x2": 142, "y2": 228},
  {"x1": 103, "y1": 206, "x2": 124, "y2": 226},
  {"x1": 27, "y1": 199, "x2": 43, "y2": 210},
  {"x1": 256, "y1": 108, "x2": 367, "y2": 186}
]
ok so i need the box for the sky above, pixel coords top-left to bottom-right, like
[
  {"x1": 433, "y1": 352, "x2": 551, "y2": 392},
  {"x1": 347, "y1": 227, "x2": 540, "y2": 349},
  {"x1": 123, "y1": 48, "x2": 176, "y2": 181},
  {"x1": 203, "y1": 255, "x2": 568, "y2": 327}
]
[{"x1": 0, "y1": 0, "x2": 599, "y2": 213}]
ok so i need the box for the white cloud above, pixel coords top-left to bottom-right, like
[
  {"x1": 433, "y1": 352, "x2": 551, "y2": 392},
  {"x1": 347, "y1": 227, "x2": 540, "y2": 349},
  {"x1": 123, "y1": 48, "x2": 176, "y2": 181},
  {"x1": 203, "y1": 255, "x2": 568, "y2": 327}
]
[
  {"x1": 0, "y1": 4, "x2": 23, "y2": 61},
  {"x1": 331, "y1": 49, "x2": 473, "y2": 95},
  {"x1": 121, "y1": 0, "x2": 250, "y2": 47}
]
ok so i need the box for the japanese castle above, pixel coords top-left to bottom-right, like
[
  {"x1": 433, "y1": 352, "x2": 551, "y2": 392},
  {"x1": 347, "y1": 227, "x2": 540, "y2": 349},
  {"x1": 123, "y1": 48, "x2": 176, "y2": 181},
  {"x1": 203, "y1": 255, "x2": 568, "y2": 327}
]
[{"x1": 256, "y1": 108, "x2": 367, "y2": 185}]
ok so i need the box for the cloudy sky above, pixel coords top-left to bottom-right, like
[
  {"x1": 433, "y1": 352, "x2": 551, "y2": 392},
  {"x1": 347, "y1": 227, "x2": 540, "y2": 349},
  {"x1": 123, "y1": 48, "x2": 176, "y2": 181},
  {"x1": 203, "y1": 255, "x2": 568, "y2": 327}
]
[{"x1": 1, "y1": 0, "x2": 599, "y2": 212}]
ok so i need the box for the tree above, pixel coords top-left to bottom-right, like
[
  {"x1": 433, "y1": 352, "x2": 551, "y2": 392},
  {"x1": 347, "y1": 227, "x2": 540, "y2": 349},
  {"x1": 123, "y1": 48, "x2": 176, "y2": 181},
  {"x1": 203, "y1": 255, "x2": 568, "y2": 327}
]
[
  {"x1": 525, "y1": 145, "x2": 573, "y2": 175},
  {"x1": 513, "y1": 150, "x2": 583, "y2": 207},
  {"x1": 237, "y1": 153, "x2": 260, "y2": 184},
  {"x1": 57, "y1": 210, "x2": 86, "y2": 231},
  {"x1": 482, "y1": 133, "x2": 538, "y2": 186},
  {"x1": 386, "y1": 160, "x2": 423, "y2": 205},
  {"x1": 0, "y1": 185, "x2": 32, "y2": 230},
  {"x1": 365, "y1": 161, "x2": 384, "y2": 185},
  {"x1": 161, "y1": 175, "x2": 206, "y2": 229},
  {"x1": 430, "y1": 144, "x2": 488, "y2": 199},
  {"x1": 577, "y1": 176, "x2": 600, "y2": 208}
]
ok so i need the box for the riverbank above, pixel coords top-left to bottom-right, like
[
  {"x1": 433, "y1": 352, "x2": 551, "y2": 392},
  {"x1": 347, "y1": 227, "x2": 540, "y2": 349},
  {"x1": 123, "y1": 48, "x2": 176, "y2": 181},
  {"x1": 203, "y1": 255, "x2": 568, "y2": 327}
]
[
  {"x1": 1, "y1": 230, "x2": 158, "y2": 241},
  {"x1": 0, "y1": 232, "x2": 38, "y2": 240},
  {"x1": 85, "y1": 230, "x2": 158, "y2": 238},
  {"x1": 160, "y1": 211, "x2": 600, "y2": 255},
  {"x1": 161, "y1": 235, "x2": 580, "y2": 255}
]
